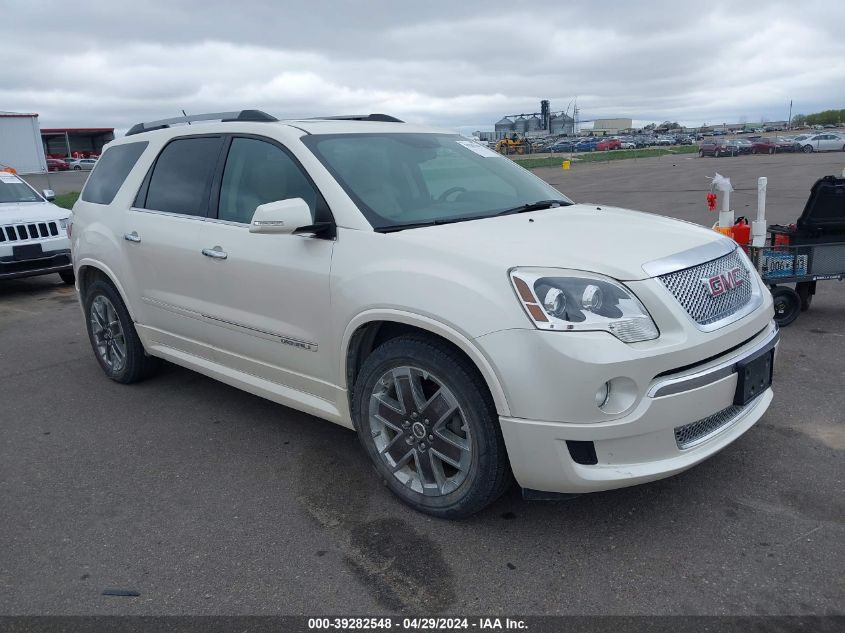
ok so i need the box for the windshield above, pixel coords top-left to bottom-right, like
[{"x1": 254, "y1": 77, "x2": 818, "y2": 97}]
[
  {"x1": 0, "y1": 174, "x2": 42, "y2": 203},
  {"x1": 302, "y1": 133, "x2": 571, "y2": 230}
]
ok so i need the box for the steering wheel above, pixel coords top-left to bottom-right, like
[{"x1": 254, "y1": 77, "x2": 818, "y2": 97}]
[{"x1": 436, "y1": 186, "x2": 467, "y2": 202}]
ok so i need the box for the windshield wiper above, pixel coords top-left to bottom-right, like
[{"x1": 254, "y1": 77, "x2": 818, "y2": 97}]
[
  {"x1": 377, "y1": 200, "x2": 572, "y2": 233},
  {"x1": 495, "y1": 199, "x2": 571, "y2": 216}
]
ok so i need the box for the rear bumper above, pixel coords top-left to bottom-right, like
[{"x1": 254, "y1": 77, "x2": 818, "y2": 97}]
[{"x1": 0, "y1": 249, "x2": 72, "y2": 280}]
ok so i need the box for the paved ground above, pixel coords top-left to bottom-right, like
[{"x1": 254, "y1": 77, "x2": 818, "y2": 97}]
[{"x1": 2, "y1": 153, "x2": 843, "y2": 615}]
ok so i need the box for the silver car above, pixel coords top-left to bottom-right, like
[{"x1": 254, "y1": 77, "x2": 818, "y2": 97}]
[
  {"x1": 799, "y1": 133, "x2": 845, "y2": 153},
  {"x1": 67, "y1": 158, "x2": 98, "y2": 171}
]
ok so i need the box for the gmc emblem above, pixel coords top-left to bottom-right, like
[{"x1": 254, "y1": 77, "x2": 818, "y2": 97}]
[{"x1": 702, "y1": 267, "x2": 745, "y2": 297}]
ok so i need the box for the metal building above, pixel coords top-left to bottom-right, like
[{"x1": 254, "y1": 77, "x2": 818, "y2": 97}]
[
  {"x1": 494, "y1": 117, "x2": 514, "y2": 140},
  {"x1": 0, "y1": 112, "x2": 47, "y2": 174},
  {"x1": 42, "y1": 127, "x2": 115, "y2": 160}
]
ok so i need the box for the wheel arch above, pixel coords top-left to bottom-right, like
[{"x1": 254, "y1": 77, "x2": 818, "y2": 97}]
[
  {"x1": 76, "y1": 260, "x2": 136, "y2": 320},
  {"x1": 342, "y1": 310, "x2": 511, "y2": 419}
]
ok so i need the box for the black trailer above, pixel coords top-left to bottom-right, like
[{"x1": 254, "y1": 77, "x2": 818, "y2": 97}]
[{"x1": 748, "y1": 175, "x2": 845, "y2": 326}]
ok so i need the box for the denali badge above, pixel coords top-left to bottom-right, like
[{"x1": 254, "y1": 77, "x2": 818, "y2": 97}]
[{"x1": 702, "y1": 267, "x2": 745, "y2": 298}]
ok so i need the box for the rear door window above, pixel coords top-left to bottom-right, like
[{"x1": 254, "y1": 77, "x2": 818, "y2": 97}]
[
  {"x1": 81, "y1": 142, "x2": 148, "y2": 205},
  {"x1": 140, "y1": 137, "x2": 223, "y2": 216}
]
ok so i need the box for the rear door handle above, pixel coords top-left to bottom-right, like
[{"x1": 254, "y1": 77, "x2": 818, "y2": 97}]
[
  {"x1": 123, "y1": 231, "x2": 141, "y2": 243},
  {"x1": 202, "y1": 247, "x2": 228, "y2": 260}
]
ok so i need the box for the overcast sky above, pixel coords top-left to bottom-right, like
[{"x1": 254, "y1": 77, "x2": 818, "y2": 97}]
[{"x1": 3, "y1": 0, "x2": 843, "y2": 135}]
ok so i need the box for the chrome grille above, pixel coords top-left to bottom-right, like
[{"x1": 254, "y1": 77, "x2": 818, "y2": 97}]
[
  {"x1": 674, "y1": 404, "x2": 746, "y2": 449},
  {"x1": 658, "y1": 250, "x2": 752, "y2": 326},
  {"x1": 0, "y1": 221, "x2": 59, "y2": 243}
]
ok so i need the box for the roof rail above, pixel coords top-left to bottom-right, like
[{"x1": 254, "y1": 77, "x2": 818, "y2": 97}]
[
  {"x1": 125, "y1": 109, "x2": 278, "y2": 136},
  {"x1": 310, "y1": 114, "x2": 404, "y2": 123}
]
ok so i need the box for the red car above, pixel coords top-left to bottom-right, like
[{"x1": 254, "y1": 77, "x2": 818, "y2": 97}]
[
  {"x1": 596, "y1": 138, "x2": 621, "y2": 151},
  {"x1": 750, "y1": 137, "x2": 799, "y2": 154},
  {"x1": 46, "y1": 158, "x2": 69, "y2": 171}
]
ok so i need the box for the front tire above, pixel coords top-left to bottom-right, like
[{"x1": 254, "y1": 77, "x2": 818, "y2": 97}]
[
  {"x1": 352, "y1": 335, "x2": 511, "y2": 519},
  {"x1": 84, "y1": 279, "x2": 161, "y2": 383},
  {"x1": 803, "y1": 144, "x2": 813, "y2": 153},
  {"x1": 59, "y1": 270, "x2": 75, "y2": 285}
]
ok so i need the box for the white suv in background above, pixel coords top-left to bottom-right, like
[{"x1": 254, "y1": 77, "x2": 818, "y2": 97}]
[
  {"x1": 70, "y1": 110, "x2": 777, "y2": 518},
  {"x1": 0, "y1": 170, "x2": 74, "y2": 284}
]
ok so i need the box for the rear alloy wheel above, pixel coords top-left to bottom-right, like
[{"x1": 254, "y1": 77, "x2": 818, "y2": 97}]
[
  {"x1": 803, "y1": 144, "x2": 813, "y2": 153},
  {"x1": 353, "y1": 335, "x2": 510, "y2": 519},
  {"x1": 770, "y1": 286, "x2": 801, "y2": 326},
  {"x1": 84, "y1": 279, "x2": 161, "y2": 383}
]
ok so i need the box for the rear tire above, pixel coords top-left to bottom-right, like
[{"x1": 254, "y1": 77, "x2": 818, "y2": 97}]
[
  {"x1": 83, "y1": 279, "x2": 161, "y2": 383},
  {"x1": 796, "y1": 281, "x2": 814, "y2": 311},
  {"x1": 770, "y1": 286, "x2": 801, "y2": 326},
  {"x1": 803, "y1": 144, "x2": 813, "y2": 153},
  {"x1": 352, "y1": 335, "x2": 511, "y2": 519}
]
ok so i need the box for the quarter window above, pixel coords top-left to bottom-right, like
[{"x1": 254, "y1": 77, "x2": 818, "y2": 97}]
[
  {"x1": 81, "y1": 142, "x2": 148, "y2": 205},
  {"x1": 218, "y1": 138, "x2": 318, "y2": 224},
  {"x1": 142, "y1": 137, "x2": 223, "y2": 216}
]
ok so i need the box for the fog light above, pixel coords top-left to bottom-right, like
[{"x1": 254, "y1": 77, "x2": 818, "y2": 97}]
[{"x1": 595, "y1": 382, "x2": 610, "y2": 408}]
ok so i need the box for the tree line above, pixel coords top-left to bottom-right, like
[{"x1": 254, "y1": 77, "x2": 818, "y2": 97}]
[{"x1": 792, "y1": 109, "x2": 845, "y2": 126}]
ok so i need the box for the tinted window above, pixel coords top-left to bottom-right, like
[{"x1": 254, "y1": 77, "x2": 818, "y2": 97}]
[
  {"x1": 217, "y1": 138, "x2": 318, "y2": 224},
  {"x1": 143, "y1": 137, "x2": 222, "y2": 216},
  {"x1": 81, "y1": 142, "x2": 147, "y2": 205}
]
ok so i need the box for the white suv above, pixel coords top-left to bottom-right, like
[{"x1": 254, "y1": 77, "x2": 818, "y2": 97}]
[
  {"x1": 1, "y1": 170, "x2": 74, "y2": 284},
  {"x1": 70, "y1": 111, "x2": 777, "y2": 518}
]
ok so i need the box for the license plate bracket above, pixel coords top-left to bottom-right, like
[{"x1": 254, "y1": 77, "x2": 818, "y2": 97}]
[
  {"x1": 13, "y1": 243, "x2": 43, "y2": 260},
  {"x1": 734, "y1": 349, "x2": 774, "y2": 405}
]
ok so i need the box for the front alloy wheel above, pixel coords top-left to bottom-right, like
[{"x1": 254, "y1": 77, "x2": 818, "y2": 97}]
[
  {"x1": 368, "y1": 366, "x2": 472, "y2": 496},
  {"x1": 353, "y1": 335, "x2": 510, "y2": 519}
]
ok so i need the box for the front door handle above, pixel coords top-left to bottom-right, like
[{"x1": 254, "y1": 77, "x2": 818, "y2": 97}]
[
  {"x1": 201, "y1": 246, "x2": 228, "y2": 260},
  {"x1": 123, "y1": 231, "x2": 141, "y2": 243}
]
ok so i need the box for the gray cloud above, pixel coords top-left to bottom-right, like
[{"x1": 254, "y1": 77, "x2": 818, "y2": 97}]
[{"x1": 2, "y1": 0, "x2": 843, "y2": 133}]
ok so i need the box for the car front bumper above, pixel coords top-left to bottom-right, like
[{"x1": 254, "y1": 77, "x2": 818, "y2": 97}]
[
  {"x1": 478, "y1": 298, "x2": 777, "y2": 493},
  {"x1": 0, "y1": 247, "x2": 72, "y2": 280}
]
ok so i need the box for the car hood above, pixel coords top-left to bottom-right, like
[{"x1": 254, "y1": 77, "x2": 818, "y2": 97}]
[
  {"x1": 0, "y1": 201, "x2": 69, "y2": 224},
  {"x1": 389, "y1": 204, "x2": 727, "y2": 281}
]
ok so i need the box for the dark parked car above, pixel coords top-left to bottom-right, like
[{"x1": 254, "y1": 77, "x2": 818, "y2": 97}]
[
  {"x1": 699, "y1": 139, "x2": 739, "y2": 157},
  {"x1": 46, "y1": 158, "x2": 69, "y2": 171},
  {"x1": 548, "y1": 140, "x2": 577, "y2": 153},
  {"x1": 726, "y1": 139, "x2": 754, "y2": 155},
  {"x1": 574, "y1": 138, "x2": 598, "y2": 152},
  {"x1": 751, "y1": 137, "x2": 799, "y2": 154}
]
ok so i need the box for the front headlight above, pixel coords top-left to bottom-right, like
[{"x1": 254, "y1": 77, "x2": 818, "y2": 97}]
[{"x1": 510, "y1": 268, "x2": 659, "y2": 343}]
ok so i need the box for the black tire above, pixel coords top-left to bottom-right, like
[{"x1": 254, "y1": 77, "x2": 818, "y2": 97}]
[
  {"x1": 83, "y1": 279, "x2": 161, "y2": 383},
  {"x1": 751, "y1": 148, "x2": 757, "y2": 154},
  {"x1": 796, "y1": 281, "x2": 814, "y2": 311},
  {"x1": 803, "y1": 144, "x2": 813, "y2": 153},
  {"x1": 769, "y1": 147, "x2": 775, "y2": 154},
  {"x1": 73, "y1": 165, "x2": 81, "y2": 170},
  {"x1": 58, "y1": 270, "x2": 75, "y2": 285},
  {"x1": 352, "y1": 335, "x2": 511, "y2": 519},
  {"x1": 698, "y1": 150, "x2": 704, "y2": 157},
  {"x1": 770, "y1": 286, "x2": 801, "y2": 326},
  {"x1": 715, "y1": 149, "x2": 721, "y2": 157}
]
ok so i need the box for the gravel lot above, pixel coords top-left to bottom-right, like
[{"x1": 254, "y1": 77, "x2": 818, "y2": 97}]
[{"x1": 2, "y1": 153, "x2": 843, "y2": 616}]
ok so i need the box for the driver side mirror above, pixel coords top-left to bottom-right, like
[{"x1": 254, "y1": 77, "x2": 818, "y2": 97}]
[
  {"x1": 42, "y1": 189, "x2": 56, "y2": 202},
  {"x1": 249, "y1": 198, "x2": 312, "y2": 234}
]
